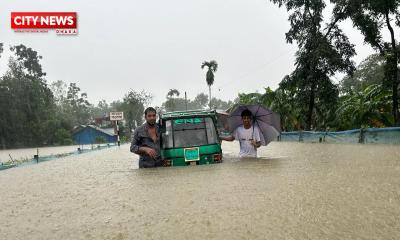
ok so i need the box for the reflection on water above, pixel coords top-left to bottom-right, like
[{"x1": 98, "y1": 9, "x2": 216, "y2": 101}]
[{"x1": 0, "y1": 142, "x2": 399, "y2": 239}]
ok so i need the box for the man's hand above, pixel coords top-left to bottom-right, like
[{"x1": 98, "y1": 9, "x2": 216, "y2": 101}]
[
  {"x1": 251, "y1": 140, "x2": 261, "y2": 148},
  {"x1": 142, "y1": 147, "x2": 157, "y2": 159}
]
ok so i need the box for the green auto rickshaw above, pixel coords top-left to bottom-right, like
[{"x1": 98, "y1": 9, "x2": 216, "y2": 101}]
[{"x1": 159, "y1": 110, "x2": 223, "y2": 166}]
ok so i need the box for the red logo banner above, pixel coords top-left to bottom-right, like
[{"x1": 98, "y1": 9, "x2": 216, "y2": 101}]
[{"x1": 11, "y1": 12, "x2": 77, "y2": 29}]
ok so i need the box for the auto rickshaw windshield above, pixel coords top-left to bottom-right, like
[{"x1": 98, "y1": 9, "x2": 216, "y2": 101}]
[{"x1": 162, "y1": 117, "x2": 218, "y2": 148}]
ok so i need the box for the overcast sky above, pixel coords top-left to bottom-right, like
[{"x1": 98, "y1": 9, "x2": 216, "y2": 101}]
[{"x1": 0, "y1": 0, "x2": 377, "y2": 107}]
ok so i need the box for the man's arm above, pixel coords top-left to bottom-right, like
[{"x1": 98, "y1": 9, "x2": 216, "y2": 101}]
[
  {"x1": 220, "y1": 135, "x2": 235, "y2": 141},
  {"x1": 221, "y1": 129, "x2": 238, "y2": 142},
  {"x1": 251, "y1": 127, "x2": 262, "y2": 148},
  {"x1": 130, "y1": 129, "x2": 141, "y2": 154},
  {"x1": 130, "y1": 129, "x2": 157, "y2": 158}
]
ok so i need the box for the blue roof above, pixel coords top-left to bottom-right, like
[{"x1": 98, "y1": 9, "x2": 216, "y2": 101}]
[{"x1": 73, "y1": 125, "x2": 115, "y2": 136}]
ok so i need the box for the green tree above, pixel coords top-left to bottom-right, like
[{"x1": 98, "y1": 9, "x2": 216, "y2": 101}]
[
  {"x1": 48, "y1": 80, "x2": 76, "y2": 137},
  {"x1": 10, "y1": 44, "x2": 46, "y2": 78},
  {"x1": 161, "y1": 92, "x2": 232, "y2": 112},
  {"x1": 210, "y1": 97, "x2": 233, "y2": 110},
  {"x1": 50, "y1": 80, "x2": 68, "y2": 107},
  {"x1": 163, "y1": 98, "x2": 188, "y2": 112},
  {"x1": 271, "y1": 88, "x2": 302, "y2": 131},
  {"x1": 90, "y1": 99, "x2": 111, "y2": 119},
  {"x1": 165, "y1": 89, "x2": 180, "y2": 111},
  {"x1": 238, "y1": 87, "x2": 276, "y2": 107},
  {"x1": 336, "y1": 84, "x2": 392, "y2": 129},
  {"x1": 238, "y1": 92, "x2": 264, "y2": 105},
  {"x1": 0, "y1": 42, "x2": 5, "y2": 148},
  {"x1": 0, "y1": 45, "x2": 61, "y2": 147},
  {"x1": 340, "y1": 54, "x2": 386, "y2": 95},
  {"x1": 270, "y1": 0, "x2": 355, "y2": 130},
  {"x1": 201, "y1": 60, "x2": 218, "y2": 109},
  {"x1": 192, "y1": 93, "x2": 209, "y2": 109},
  {"x1": 332, "y1": 0, "x2": 400, "y2": 124},
  {"x1": 66, "y1": 83, "x2": 92, "y2": 126},
  {"x1": 54, "y1": 128, "x2": 73, "y2": 145},
  {"x1": 120, "y1": 90, "x2": 152, "y2": 132}
]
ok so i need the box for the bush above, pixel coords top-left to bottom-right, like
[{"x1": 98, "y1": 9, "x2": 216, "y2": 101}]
[
  {"x1": 62, "y1": 138, "x2": 73, "y2": 145},
  {"x1": 54, "y1": 129, "x2": 72, "y2": 145},
  {"x1": 120, "y1": 135, "x2": 129, "y2": 143}
]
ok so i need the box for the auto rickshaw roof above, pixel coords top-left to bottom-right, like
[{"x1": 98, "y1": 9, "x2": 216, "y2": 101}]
[{"x1": 160, "y1": 109, "x2": 217, "y2": 120}]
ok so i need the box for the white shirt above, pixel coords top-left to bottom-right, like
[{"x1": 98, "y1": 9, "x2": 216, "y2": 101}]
[{"x1": 234, "y1": 125, "x2": 261, "y2": 158}]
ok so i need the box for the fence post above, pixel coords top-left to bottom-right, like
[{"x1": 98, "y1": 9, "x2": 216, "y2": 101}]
[
  {"x1": 359, "y1": 128, "x2": 365, "y2": 144},
  {"x1": 34, "y1": 148, "x2": 39, "y2": 163},
  {"x1": 299, "y1": 130, "x2": 303, "y2": 142}
]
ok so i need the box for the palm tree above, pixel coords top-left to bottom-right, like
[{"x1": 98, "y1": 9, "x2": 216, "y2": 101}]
[
  {"x1": 167, "y1": 89, "x2": 180, "y2": 98},
  {"x1": 201, "y1": 60, "x2": 218, "y2": 109}
]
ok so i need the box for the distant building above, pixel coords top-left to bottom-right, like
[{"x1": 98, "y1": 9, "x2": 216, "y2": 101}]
[{"x1": 72, "y1": 125, "x2": 117, "y2": 145}]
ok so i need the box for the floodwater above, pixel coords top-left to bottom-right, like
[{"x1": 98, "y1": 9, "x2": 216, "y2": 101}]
[{"x1": 0, "y1": 142, "x2": 399, "y2": 239}]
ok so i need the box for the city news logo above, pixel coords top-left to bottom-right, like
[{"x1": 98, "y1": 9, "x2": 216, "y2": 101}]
[{"x1": 11, "y1": 12, "x2": 77, "y2": 35}]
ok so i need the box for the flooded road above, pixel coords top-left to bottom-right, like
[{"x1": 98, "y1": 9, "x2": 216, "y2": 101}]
[{"x1": 1, "y1": 142, "x2": 399, "y2": 239}]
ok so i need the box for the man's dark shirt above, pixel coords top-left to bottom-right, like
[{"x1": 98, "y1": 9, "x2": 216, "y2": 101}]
[{"x1": 130, "y1": 123, "x2": 162, "y2": 168}]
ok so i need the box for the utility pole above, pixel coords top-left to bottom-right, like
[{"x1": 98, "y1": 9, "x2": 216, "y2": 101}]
[
  {"x1": 116, "y1": 120, "x2": 120, "y2": 147},
  {"x1": 185, "y1": 91, "x2": 188, "y2": 111}
]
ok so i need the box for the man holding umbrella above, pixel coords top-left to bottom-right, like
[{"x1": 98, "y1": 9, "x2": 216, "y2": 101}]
[
  {"x1": 220, "y1": 104, "x2": 281, "y2": 158},
  {"x1": 220, "y1": 109, "x2": 262, "y2": 158}
]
